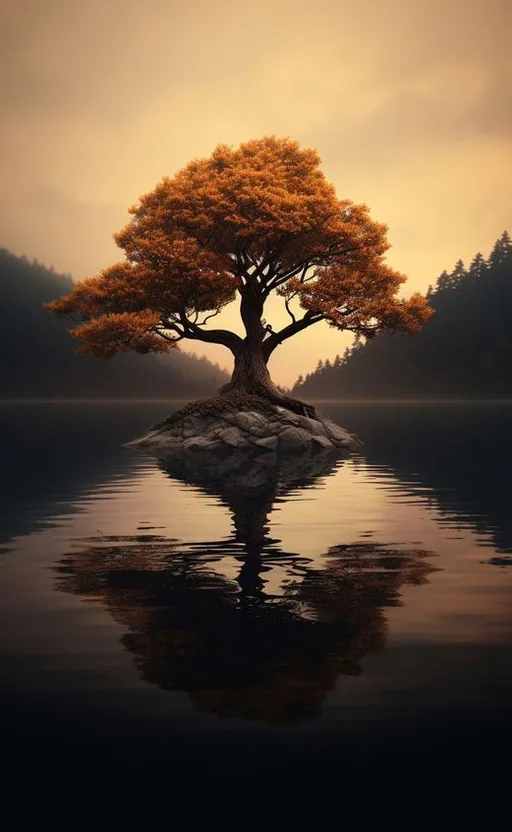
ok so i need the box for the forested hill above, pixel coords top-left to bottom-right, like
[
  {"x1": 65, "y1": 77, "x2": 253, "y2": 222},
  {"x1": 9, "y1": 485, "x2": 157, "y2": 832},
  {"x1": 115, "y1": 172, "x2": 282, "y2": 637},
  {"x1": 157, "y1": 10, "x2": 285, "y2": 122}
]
[
  {"x1": 293, "y1": 231, "x2": 512, "y2": 400},
  {"x1": 0, "y1": 249, "x2": 229, "y2": 398}
]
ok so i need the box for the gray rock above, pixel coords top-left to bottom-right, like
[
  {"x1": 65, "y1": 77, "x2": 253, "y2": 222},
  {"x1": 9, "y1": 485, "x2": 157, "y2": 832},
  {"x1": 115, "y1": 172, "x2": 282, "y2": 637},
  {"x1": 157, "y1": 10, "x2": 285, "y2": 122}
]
[
  {"x1": 127, "y1": 403, "x2": 361, "y2": 459},
  {"x1": 303, "y1": 417, "x2": 326, "y2": 436},
  {"x1": 182, "y1": 419, "x2": 199, "y2": 439},
  {"x1": 278, "y1": 426, "x2": 311, "y2": 452},
  {"x1": 217, "y1": 425, "x2": 246, "y2": 447},
  {"x1": 250, "y1": 422, "x2": 278, "y2": 439},
  {"x1": 322, "y1": 418, "x2": 356, "y2": 447},
  {"x1": 183, "y1": 436, "x2": 217, "y2": 452},
  {"x1": 232, "y1": 411, "x2": 266, "y2": 433},
  {"x1": 253, "y1": 435, "x2": 278, "y2": 452},
  {"x1": 275, "y1": 407, "x2": 301, "y2": 426},
  {"x1": 216, "y1": 412, "x2": 240, "y2": 426},
  {"x1": 311, "y1": 434, "x2": 335, "y2": 449}
]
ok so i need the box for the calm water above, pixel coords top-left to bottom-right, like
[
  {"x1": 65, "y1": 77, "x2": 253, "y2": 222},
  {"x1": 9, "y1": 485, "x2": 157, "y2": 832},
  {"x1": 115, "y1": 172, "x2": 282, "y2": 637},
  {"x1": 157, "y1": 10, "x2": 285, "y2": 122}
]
[{"x1": 1, "y1": 401, "x2": 511, "y2": 782}]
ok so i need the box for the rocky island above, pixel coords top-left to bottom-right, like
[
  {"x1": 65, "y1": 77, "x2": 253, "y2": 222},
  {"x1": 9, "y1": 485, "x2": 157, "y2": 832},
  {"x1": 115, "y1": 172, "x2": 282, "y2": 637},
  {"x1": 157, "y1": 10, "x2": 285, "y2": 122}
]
[{"x1": 126, "y1": 392, "x2": 360, "y2": 460}]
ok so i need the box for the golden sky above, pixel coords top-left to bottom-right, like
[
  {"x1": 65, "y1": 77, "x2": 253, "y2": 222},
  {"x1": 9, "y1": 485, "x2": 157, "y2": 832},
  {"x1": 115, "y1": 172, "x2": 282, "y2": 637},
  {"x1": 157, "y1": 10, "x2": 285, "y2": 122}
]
[{"x1": 2, "y1": 0, "x2": 511, "y2": 384}]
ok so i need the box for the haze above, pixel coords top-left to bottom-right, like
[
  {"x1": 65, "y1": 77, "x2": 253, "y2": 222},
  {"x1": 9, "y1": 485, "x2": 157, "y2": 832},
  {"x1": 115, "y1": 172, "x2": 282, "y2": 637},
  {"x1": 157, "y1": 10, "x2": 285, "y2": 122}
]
[{"x1": 2, "y1": 0, "x2": 511, "y2": 384}]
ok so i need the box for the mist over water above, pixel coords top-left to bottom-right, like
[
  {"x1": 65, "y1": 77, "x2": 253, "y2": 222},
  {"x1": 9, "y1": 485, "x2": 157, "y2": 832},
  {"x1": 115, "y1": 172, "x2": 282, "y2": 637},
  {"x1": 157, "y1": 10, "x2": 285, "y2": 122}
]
[{"x1": 1, "y1": 401, "x2": 511, "y2": 781}]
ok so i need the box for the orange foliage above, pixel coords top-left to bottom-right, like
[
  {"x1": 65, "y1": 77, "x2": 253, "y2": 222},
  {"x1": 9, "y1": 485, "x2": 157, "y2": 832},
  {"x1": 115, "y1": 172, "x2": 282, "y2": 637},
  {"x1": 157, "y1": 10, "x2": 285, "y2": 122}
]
[
  {"x1": 47, "y1": 136, "x2": 432, "y2": 361},
  {"x1": 281, "y1": 262, "x2": 433, "y2": 338},
  {"x1": 72, "y1": 312, "x2": 171, "y2": 360}
]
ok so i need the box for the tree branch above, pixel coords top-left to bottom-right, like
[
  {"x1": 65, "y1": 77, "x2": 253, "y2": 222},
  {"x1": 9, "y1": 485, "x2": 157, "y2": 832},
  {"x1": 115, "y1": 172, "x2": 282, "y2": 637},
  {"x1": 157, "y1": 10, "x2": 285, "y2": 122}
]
[
  {"x1": 262, "y1": 243, "x2": 368, "y2": 296},
  {"x1": 153, "y1": 318, "x2": 187, "y2": 343},
  {"x1": 284, "y1": 294, "x2": 297, "y2": 323},
  {"x1": 178, "y1": 304, "x2": 242, "y2": 353},
  {"x1": 262, "y1": 310, "x2": 324, "y2": 360},
  {"x1": 153, "y1": 327, "x2": 185, "y2": 344},
  {"x1": 262, "y1": 263, "x2": 304, "y2": 297},
  {"x1": 262, "y1": 259, "x2": 319, "y2": 296},
  {"x1": 196, "y1": 308, "x2": 222, "y2": 327},
  {"x1": 299, "y1": 262, "x2": 313, "y2": 282},
  {"x1": 186, "y1": 323, "x2": 242, "y2": 353}
]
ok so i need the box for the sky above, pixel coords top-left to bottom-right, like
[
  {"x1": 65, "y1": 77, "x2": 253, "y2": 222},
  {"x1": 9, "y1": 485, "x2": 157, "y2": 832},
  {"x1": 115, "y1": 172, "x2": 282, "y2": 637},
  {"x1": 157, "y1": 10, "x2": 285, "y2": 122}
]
[{"x1": 1, "y1": 0, "x2": 511, "y2": 385}]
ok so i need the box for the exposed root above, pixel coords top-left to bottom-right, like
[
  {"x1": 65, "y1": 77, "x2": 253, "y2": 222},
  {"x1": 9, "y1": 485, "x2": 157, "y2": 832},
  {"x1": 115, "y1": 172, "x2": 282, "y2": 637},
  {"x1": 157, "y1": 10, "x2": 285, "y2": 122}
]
[
  {"x1": 154, "y1": 389, "x2": 318, "y2": 430},
  {"x1": 253, "y1": 389, "x2": 318, "y2": 418},
  {"x1": 219, "y1": 382, "x2": 318, "y2": 418}
]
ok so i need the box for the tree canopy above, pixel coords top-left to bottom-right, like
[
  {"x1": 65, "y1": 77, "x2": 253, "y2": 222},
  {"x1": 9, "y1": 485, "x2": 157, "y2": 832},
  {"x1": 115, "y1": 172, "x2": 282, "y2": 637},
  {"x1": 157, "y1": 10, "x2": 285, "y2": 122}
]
[{"x1": 47, "y1": 136, "x2": 431, "y2": 407}]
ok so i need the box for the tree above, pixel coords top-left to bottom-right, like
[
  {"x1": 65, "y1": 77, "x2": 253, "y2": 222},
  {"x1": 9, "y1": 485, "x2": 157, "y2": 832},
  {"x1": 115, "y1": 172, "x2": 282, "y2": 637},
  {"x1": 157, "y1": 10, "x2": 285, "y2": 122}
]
[
  {"x1": 468, "y1": 252, "x2": 487, "y2": 283},
  {"x1": 488, "y1": 231, "x2": 512, "y2": 268},
  {"x1": 449, "y1": 258, "x2": 466, "y2": 288},
  {"x1": 47, "y1": 136, "x2": 432, "y2": 414},
  {"x1": 438, "y1": 260, "x2": 466, "y2": 292},
  {"x1": 436, "y1": 270, "x2": 451, "y2": 292}
]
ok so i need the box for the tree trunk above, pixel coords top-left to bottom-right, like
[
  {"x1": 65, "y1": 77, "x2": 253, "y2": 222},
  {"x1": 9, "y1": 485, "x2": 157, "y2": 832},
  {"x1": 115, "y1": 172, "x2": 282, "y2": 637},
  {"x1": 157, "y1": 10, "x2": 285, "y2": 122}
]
[
  {"x1": 219, "y1": 283, "x2": 317, "y2": 417},
  {"x1": 220, "y1": 343, "x2": 316, "y2": 417}
]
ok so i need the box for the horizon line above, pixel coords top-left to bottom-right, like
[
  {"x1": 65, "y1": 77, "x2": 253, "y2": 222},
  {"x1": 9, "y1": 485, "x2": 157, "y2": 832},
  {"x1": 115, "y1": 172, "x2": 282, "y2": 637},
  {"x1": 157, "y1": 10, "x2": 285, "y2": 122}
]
[{"x1": 2, "y1": 397, "x2": 512, "y2": 405}]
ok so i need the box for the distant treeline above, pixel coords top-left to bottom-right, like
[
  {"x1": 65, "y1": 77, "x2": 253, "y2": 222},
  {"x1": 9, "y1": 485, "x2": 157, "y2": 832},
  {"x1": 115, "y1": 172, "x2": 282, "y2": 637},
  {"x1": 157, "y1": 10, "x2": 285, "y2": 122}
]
[
  {"x1": 0, "y1": 249, "x2": 229, "y2": 398},
  {"x1": 293, "y1": 231, "x2": 512, "y2": 400}
]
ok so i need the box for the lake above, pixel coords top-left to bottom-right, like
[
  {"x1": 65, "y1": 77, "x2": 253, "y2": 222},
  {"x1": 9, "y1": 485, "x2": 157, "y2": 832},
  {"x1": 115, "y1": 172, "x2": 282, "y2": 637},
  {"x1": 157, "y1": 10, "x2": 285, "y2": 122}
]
[{"x1": 1, "y1": 401, "x2": 511, "y2": 783}]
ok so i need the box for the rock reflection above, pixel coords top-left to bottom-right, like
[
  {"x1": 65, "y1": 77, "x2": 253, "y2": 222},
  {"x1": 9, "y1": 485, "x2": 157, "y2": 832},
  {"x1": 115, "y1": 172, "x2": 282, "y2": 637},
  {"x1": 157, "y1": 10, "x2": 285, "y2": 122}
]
[{"x1": 55, "y1": 448, "x2": 436, "y2": 724}]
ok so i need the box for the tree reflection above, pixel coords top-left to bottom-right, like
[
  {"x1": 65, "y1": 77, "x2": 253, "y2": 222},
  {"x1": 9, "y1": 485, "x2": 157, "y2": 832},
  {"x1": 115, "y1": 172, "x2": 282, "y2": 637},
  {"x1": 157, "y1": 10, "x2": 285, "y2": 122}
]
[{"x1": 55, "y1": 447, "x2": 435, "y2": 724}]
